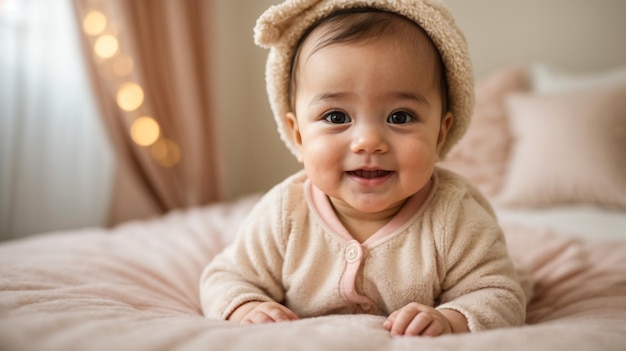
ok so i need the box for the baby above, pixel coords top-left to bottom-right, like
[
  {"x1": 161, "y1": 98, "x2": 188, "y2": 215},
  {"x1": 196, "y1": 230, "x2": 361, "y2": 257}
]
[{"x1": 200, "y1": 0, "x2": 526, "y2": 337}]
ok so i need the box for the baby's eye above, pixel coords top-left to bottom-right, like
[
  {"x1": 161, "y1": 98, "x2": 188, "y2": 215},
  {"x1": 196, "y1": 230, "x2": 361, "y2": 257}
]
[
  {"x1": 387, "y1": 111, "x2": 416, "y2": 124},
  {"x1": 323, "y1": 111, "x2": 351, "y2": 124}
]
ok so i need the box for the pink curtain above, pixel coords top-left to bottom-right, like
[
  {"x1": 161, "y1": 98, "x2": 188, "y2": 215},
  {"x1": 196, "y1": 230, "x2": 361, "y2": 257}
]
[{"x1": 73, "y1": 0, "x2": 222, "y2": 224}]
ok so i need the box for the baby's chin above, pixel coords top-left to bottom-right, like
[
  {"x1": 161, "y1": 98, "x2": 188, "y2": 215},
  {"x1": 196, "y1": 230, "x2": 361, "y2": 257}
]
[{"x1": 339, "y1": 196, "x2": 409, "y2": 217}]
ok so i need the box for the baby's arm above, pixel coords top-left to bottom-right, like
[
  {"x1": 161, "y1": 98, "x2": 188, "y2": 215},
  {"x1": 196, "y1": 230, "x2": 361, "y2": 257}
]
[
  {"x1": 200, "y1": 187, "x2": 294, "y2": 321},
  {"x1": 383, "y1": 302, "x2": 468, "y2": 336},
  {"x1": 435, "y1": 203, "x2": 527, "y2": 331}
]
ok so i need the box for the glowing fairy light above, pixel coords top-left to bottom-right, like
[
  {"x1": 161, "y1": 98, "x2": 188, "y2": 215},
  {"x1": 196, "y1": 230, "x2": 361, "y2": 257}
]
[
  {"x1": 83, "y1": 10, "x2": 107, "y2": 36},
  {"x1": 130, "y1": 116, "x2": 160, "y2": 146},
  {"x1": 94, "y1": 34, "x2": 119, "y2": 59},
  {"x1": 79, "y1": 4, "x2": 182, "y2": 166},
  {"x1": 150, "y1": 138, "x2": 181, "y2": 167},
  {"x1": 116, "y1": 82, "x2": 144, "y2": 111}
]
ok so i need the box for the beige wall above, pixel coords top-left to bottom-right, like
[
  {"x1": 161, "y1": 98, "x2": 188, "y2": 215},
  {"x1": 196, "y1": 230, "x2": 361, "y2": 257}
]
[
  {"x1": 213, "y1": 0, "x2": 299, "y2": 200},
  {"x1": 213, "y1": 0, "x2": 626, "y2": 200},
  {"x1": 446, "y1": 0, "x2": 626, "y2": 78}
]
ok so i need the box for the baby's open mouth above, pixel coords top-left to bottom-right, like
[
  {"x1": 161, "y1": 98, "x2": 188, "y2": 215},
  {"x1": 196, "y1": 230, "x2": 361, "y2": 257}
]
[{"x1": 348, "y1": 170, "x2": 393, "y2": 179}]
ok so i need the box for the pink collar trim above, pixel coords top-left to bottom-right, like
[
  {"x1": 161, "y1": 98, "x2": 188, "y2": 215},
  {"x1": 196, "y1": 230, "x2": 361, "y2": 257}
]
[{"x1": 304, "y1": 174, "x2": 438, "y2": 247}]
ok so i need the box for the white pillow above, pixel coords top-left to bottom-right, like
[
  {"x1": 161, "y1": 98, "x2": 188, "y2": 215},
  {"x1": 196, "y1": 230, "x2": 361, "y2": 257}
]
[
  {"x1": 495, "y1": 82, "x2": 626, "y2": 209},
  {"x1": 532, "y1": 63, "x2": 626, "y2": 94}
]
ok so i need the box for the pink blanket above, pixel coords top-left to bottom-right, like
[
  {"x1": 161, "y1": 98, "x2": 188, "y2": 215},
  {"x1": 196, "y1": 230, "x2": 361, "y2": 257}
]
[{"x1": 1, "y1": 196, "x2": 625, "y2": 350}]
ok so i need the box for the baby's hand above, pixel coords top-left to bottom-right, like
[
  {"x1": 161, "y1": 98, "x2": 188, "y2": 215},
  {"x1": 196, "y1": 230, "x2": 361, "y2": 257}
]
[
  {"x1": 383, "y1": 302, "x2": 452, "y2": 337},
  {"x1": 231, "y1": 301, "x2": 299, "y2": 324}
]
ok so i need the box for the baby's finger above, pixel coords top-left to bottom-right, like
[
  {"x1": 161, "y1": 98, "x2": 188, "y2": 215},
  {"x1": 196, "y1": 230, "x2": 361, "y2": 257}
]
[
  {"x1": 383, "y1": 310, "x2": 399, "y2": 330},
  {"x1": 282, "y1": 307, "x2": 299, "y2": 321},
  {"x1": 421, "y1": 320, "x2": 445, "y2": 337},
  {"x1": 390, "y1": 309, "x2": 417, "y2": 336},
  {"x1": 274, "y1": 304, "x2": 299, "y2": 321},
  {"x1": 405, "y1": 312, "x2": 433, "y2": 336},
  {"x1": 268, "y1": 307, "x2": 297, "y2": 322},
  {"x1": 249, "y1": 311, "x2": 274, "y2": 324}
]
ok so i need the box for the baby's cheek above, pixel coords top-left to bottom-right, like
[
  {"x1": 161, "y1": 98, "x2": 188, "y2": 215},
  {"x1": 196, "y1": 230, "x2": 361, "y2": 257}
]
[
  {"x1": 303, "y1": 140, "x2": 343, "y2": 166},
  {"x1": 400, "y1": 144, "x2": 438, "y2": 169}
]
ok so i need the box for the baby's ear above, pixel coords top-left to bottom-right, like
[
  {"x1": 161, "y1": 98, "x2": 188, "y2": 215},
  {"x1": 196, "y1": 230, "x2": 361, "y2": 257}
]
[
  {"x1": 436, "y1": 112, "x2": 453, "y2": 157},
  {"x1": 286, "y1": 112, "x2": 304, "y2": 163}
]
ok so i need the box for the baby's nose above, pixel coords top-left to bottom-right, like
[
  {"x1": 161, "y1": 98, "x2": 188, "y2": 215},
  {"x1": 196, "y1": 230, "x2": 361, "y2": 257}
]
[{"x1": 350, "y1": 125, "x2": 388, "y2": 154}]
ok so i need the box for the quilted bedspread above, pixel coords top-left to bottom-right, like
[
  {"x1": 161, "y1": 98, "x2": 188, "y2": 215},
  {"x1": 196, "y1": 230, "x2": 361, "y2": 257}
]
[{"x1": 1, "y1": 196, "x2": 625, "y2": 351}]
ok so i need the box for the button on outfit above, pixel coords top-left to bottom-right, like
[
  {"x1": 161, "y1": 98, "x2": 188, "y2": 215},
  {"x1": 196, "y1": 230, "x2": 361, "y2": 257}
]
[{"x1": 345, "y1": 241, "x2": 362, "y2": 263}]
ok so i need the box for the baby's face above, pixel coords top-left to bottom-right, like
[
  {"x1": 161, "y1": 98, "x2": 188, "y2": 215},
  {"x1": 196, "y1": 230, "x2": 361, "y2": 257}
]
[{"x1": 287, "y1": 32, "x2": 450, "y2": 217}]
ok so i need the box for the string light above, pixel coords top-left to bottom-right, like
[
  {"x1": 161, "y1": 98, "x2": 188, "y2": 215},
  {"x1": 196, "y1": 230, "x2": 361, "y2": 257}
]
[
  {"x1": 82, "y1": 10, "x2": 107, "y2": 36},
  {"x1": 130, "y1": 116, "x2": 160, "y2": 146},
  {"x1": 116, "y1": 82, "x2": 144, "y2": 112},
  {"x1": 84, "y1": 2, "x2": 181, "y2": 167},
  {"x1": 94, "y1": 34, "x2": 118, "y2": 59},
  {"x1": 150, "y1": 138, "x2": 181, "y2": 167}
]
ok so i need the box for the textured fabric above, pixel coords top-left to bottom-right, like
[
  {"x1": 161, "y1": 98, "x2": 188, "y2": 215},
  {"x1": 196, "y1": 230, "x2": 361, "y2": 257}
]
[
  {"x1": 253, "y1": 0, "x2": 474, "y2": 159},
  {"x1": 200, "y1": 168, "x2": 526, "y2": 331},
  {"x1": 496, "y1": 82, "x2": 626, "y2": 209},
  {"x1": 2, "y1": 196, "x2": 626, "y2": 350}
]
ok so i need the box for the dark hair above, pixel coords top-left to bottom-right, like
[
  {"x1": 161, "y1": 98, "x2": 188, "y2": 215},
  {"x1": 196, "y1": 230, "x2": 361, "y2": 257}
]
[{"x1": 289, "y1": 8, "x2": 448, "y2": 116}]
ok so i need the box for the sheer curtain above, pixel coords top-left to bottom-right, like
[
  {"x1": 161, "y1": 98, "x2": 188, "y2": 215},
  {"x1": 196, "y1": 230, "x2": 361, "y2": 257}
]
[{"x1": 0, "y1": 0, "x2": 114, "y2": 240}]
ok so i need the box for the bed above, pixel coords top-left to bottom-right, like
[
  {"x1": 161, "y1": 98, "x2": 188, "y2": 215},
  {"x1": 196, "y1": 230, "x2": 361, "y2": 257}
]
[{"x1": 1, "y1": 64, "x2": 626, "y2": 350}]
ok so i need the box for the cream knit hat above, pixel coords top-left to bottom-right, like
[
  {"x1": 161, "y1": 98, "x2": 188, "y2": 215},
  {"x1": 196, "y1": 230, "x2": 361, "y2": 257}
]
[{"x1": 254, "y1": 0, "x2": 474, "y2": 159}]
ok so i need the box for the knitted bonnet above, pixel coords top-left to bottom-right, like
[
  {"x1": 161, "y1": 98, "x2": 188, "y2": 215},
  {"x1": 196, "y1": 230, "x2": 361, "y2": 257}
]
[{"x1": 254, "y1": 0, "x2": 474, "y2": 159}]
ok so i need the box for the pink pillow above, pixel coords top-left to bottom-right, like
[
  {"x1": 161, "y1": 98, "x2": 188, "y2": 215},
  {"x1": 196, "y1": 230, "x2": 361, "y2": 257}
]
[
  {"x1": 495, "y1": 82, "x2": 626, "y2": 209},
  {"x1": 441, "y1": 66, "x2": 529, "y2": 196}
]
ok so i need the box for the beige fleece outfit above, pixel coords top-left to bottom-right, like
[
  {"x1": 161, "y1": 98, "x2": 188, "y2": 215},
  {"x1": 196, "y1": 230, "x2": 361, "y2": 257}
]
[{"x1": 200, "y1": 168, "x2": 526, "y2": 331}]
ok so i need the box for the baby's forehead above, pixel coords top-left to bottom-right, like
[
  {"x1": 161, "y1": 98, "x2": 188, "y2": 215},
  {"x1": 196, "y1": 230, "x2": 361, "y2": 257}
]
[{"x1": 299, "y1": 11, "x2": 440, "y2": 67}]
